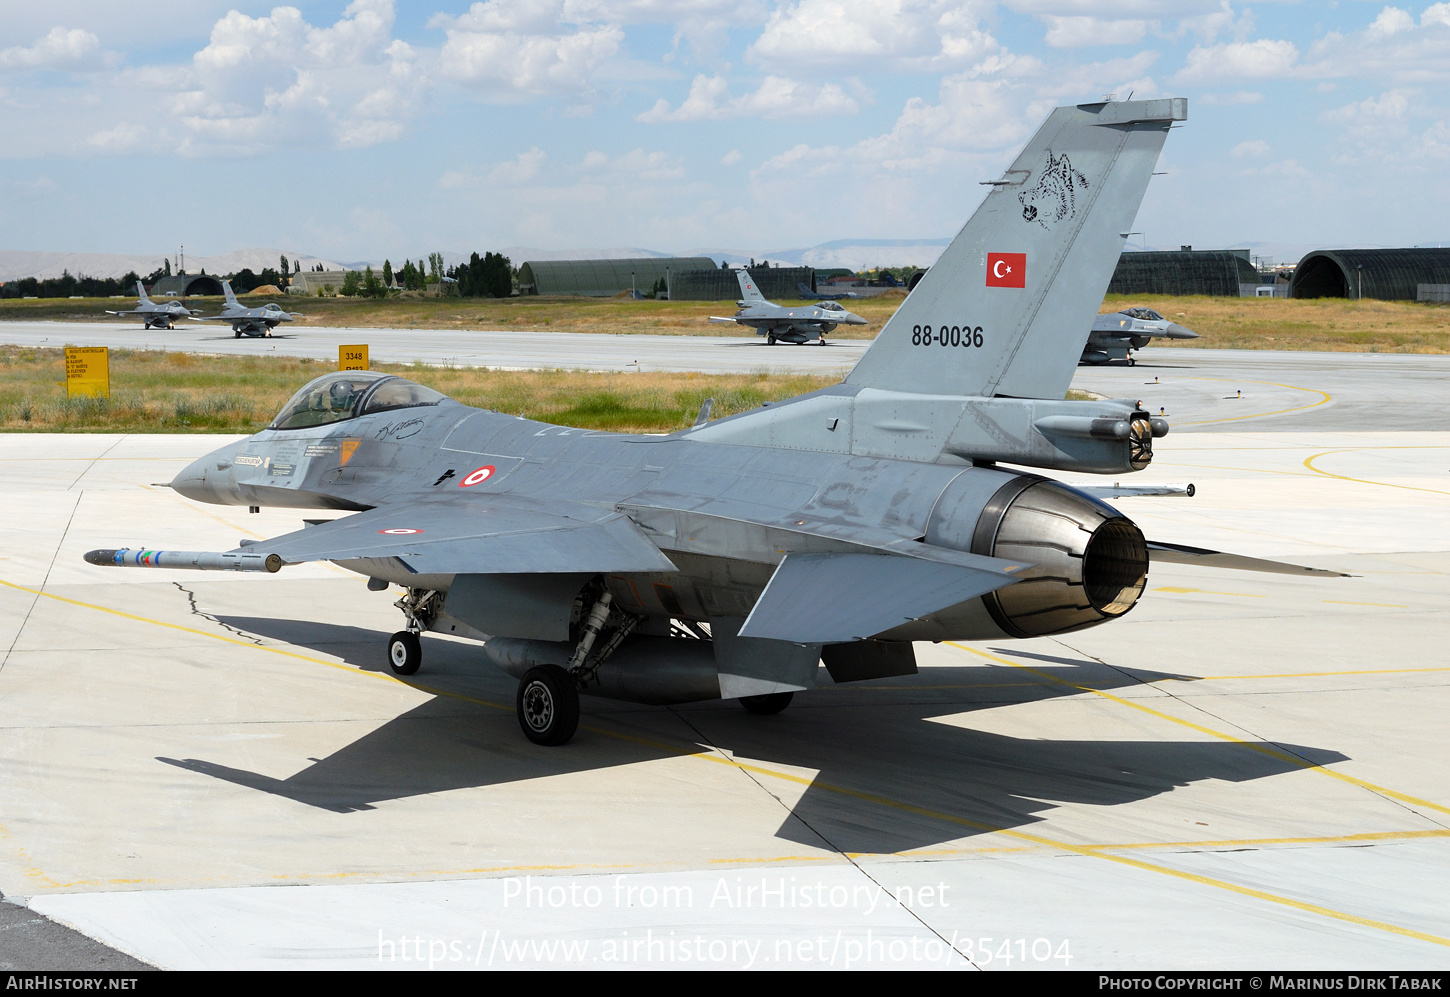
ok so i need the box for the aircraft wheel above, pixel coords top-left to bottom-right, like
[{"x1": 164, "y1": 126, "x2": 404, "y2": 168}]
[
  {"x1": 766, "y1": 333, "x2": 776, "y2": 345},
  {"x1": 517, "y1": 665, "x2": 580, "y2": 746},
  {"x1": 234, "y1": 330, "x2": 242, "y2": 338},
  {"x1": 1129, "y1": 357, "x2": 1137, "y2": 366},
  {"x1": 387, "y1": 631, "x2": 421, "y2": 676},
  {"x1": 740, "y1": 691, "x2": 793, "y2": 715}
]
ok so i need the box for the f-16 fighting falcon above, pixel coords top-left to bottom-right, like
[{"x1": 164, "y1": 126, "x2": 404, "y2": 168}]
[
  {"x1": 85, "y1": 97, "x2": 1345, "y2": 747},
  {"x1": 1082, "y1": 306, "x2": 1199, "y2": 365},
  {"x1": 104, "y1": 281, "x2": 200, "y2": 329},
  {"x1": 191, "y1": 279, "x2": 302, "y2": 338},
  {"x1": 709, "y1": 269, "x2": 868, "y2": 344}
]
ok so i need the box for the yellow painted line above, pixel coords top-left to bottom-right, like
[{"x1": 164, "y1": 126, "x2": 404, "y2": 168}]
[
  {"x1": 0, "y1": 576, "x2": 512, "y2": 714},
  {"x1": 896, "y1": 827, "x2": 1450, "y2": 860},
  {"x1": 949, "y1": 642, "x2": 1450, "y2": 820},
  {"x1": 1323, "y1": 600, "x2": 1409, "y2": 609},
  {"x1": 1174, "y1": 378, "x2": 1331, "y2": 427},
  {"x1": 1303, "y1": 449, "x2": 1450, "y2": 497},
  {"x1": 1185, "y1": 665, "x2": 1450, "y2": 681},
  {"x1": 695, "y1": 745, "x2": 1450, "y2": 949},
  {"x1": 1154, "y1": 586, "x2": 1265, "y2": 598},
  {"x1": 8, "y1": 575, "x2": 1450, "y2": 947}
]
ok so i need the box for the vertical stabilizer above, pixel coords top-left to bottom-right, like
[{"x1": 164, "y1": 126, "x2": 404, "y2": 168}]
[
  {"x1": 736, "y1": 269, "x2": 768, "y2": 304},
  {"x1": 135, "y1": 281, "x2": 152, "y2": 305},
  {"x1": 845, "y1": 98, "x2": 1186, "y2": 400},
  {"x1": 221, "y1": 280, "x2": 240, "y2": 308}
]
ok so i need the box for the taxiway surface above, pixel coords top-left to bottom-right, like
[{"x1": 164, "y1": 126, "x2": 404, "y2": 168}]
[{"x1": 0, "y1": 346, "x2": 1447, "y2": 969}]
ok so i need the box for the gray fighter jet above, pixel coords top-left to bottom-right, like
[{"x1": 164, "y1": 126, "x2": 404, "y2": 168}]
[
  {"x1": 105, "y1": 281, "x2": 200, "y2": 329},
  {"x1": 709, "y1": 270, "x2": 868, "y2": 344},
  {"x1": 1081, "y1": 307, "x2": 1199, "y2": 365},
  {"x1": 84, "y1": 97, "x2": 1345, "y2": 747},
  {"x1": 192, "y1": 280, "x2": 302, "y2": 338}
]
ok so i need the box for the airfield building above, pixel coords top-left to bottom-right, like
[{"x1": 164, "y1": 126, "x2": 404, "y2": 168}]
[
  {"x1": 670, "y1": 266, "x2": 816, "y2": 301},
  {"x1": 515, "y1": 257, "x2": 717, "y2": 297},
  {"x1": 149, "y1": 273, "x2": 225, "y2": 297},
  {"x1": 1107, "y1": 249, "x2": 1261, "y2": 297},
  {"x1": 1289, "y1": 248, "x2": 1450, "y2": 301},
  {"x1": 287, "y1": 271, "x2": 353, "y2": 295}
]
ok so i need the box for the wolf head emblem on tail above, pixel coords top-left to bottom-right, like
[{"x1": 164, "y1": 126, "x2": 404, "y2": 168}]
[{"x1": 1019, "y1": 150, "x2": 1089, "y2": 229}]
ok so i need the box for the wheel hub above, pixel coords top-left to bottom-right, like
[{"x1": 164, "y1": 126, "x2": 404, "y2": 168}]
[{"x1": 521, "y1": 681, "x2": 554, "y2": 731}]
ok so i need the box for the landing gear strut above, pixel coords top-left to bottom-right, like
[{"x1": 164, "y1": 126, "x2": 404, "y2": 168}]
[
  {"x1": 513, "y1": 585, "x2": 638, "y2": 746},
  {"x1": 386, "y1": 588, "x2": 439, "y2": 676}
]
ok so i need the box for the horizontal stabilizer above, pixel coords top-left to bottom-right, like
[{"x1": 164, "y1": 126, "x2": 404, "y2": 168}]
[
  {"x1": 1147, "y1": 540, "x2": 1349, "y2": 577},
  {"x1": 248, "y1": 498, "x2": 678, "y2": 575},
  {"x1": 739, "y1": 551, "x2": 1021, "y2": 642}
]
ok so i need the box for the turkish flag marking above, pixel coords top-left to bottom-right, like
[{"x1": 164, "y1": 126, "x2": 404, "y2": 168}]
[{"x1": 986, "y1": 253, "x2": 1026, "y2": 288}]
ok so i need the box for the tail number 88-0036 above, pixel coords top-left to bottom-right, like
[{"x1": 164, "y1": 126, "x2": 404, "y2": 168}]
[{"x1": 912, "y1": 324, "x2": 984, "y2": 347}]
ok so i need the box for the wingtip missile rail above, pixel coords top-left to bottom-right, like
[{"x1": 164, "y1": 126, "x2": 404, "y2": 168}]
[{"x1": 83, "y1": 548, "x2": 284, "y2": 573}]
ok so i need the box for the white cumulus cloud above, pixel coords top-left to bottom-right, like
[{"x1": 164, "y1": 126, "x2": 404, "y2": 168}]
[
  {"x1": 747, "y1": 0, "x2": 999, "y2": 72},
  {"x1": 172, "y1": 0, "x2": 421, "y2": 153},
  {"x1": 637, "y1": 73, "x2": 860, "y2": 121},
  {"x1": 434, "y1": 0, "x2": 624, "y2": 96},
  {"x1": 0, "y1": 27, "x2": 108, "y2": 72}
]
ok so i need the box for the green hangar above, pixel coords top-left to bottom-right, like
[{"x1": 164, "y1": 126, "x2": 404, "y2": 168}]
[
  {"x1": 516, "y1": 257, "x2": 717, "y2": 297},
  {"x1": 1289, "y1": 248, "x2": 1450, "y2": 300}
]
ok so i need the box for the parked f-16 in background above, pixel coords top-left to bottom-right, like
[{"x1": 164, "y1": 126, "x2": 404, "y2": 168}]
[
  {"x1": 1082, "y1": 306, "x2": 1198, "y2": 365},
  {"x1": 84, "y1": 96, "x2": 1346, "y2": 749},
  {"x1": 710, "y1": 269, "x2": 868, "y2": 344},
  {"x1": 796, "y1": 282, "x2": 861, "y2": 301},
  {"x1": 191, "y1": 279, "x2": 302, "y2": 338},
  {"x1": 104, "y1": 281, "x2": 199, "y2": 330}
]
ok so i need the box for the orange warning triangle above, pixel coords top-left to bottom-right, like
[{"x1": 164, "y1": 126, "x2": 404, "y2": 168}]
[{"x1": 340, "y1": 440, "x2": 360, "y2": 466}]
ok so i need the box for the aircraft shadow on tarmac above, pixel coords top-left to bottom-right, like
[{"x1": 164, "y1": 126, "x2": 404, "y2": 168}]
[{"x1": 158, "y1": 618, "x2": 1347, "y2": 854}]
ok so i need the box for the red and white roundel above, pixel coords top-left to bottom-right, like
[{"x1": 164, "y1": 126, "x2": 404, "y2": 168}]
[
  {"x1": 459, "y1": 465, "x2": 496, "y2": 487},
  {"x1": 378, "y1": 528, "x2": 423, "y2": 535}
]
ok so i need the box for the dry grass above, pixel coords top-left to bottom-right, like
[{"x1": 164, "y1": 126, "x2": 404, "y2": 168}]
[
  {"x1": 0, "y1": 346, "x2": 836, "y2": 434},
  {"x1": 1102, "y1": 294, "x2": 1450, "y2": 353},
  {"x1": 8, "y1": 290, "x2": 1446, "y2": 354},
  {"x1": 0, "y1": 291, "x2": 901, "y2": 339}
]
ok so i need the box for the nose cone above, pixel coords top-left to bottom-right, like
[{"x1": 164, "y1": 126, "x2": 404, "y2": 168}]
[
  {"x1": 170, "y1": 441, "x2": 243, "y2": 503},
  {"x1": 1165, "y1": 322, "x2": 1198, "y2": 340},
  {"x1": 844, "y1": 311, "x2": 869, "y2": 325}
]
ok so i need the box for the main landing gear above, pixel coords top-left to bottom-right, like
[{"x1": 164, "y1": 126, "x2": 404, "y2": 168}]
[
  {"x1": 383, "y1": 584, "x2": 638, "y2": 747},
  {"x1": 513, "y1": 588, "x2": 636, "y2": 746}
]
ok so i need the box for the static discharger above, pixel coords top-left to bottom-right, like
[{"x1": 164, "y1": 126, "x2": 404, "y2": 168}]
[{"x1": 83, "y1": 548, "x2": 283, "y2": 572}]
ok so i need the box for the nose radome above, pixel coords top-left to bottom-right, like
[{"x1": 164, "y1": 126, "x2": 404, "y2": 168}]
[
  {"x1": 170, "y1": 441, "x2": 243, "y2": 503},
  {"x1": 1165, "y1": 323, "x2": 1198, "y2": 339}
]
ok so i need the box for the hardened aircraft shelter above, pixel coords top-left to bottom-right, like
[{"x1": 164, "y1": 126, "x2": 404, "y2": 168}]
[{"x1": 516, "y1": 257, "x2": 717, "y2": 297}]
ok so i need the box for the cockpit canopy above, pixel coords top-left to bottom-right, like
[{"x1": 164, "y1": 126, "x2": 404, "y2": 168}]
[
  {"x1": 1122, "y1": 307, "x2": 1164, "y2": 321},
  {"x1": 269, "y1": 371, "x2": 449, "y2": 430},
  {"x1": 818, "y1": 300, "x2": 844, "y2": 311}
]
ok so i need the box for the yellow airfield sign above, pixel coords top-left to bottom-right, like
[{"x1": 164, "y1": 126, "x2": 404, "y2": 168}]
[
  {"x1": 339, "y1": 345, "x2": 369, "y2": 371},
  {"x1": 65, "y1": 347, "x2": 110, "y2": 398}
]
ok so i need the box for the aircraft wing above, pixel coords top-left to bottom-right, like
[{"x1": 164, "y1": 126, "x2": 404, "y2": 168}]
[
  {"x1": 240, "y1": 497, "x2": 680, "y2": 575},
  {"x1": 739, "y1": 550, "x2": 1023, "y2": 642}
]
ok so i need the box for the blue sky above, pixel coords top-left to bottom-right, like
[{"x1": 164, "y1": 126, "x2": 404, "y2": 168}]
[{"x1": 1, "y1": 1, "x2": 1446, "y2": 265}]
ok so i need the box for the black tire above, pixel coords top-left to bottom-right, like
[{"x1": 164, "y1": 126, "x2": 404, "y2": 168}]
[
  {"x1": 517, "y1": 665, "x2": 580, "y2": 746},
  {"x1": 740, "y1": 691, "x2": 793, "y2": 715},
  {"x1": 234, "y1": 330, "x2": 242, "y2": 338},
  {"x1": 766, "y1": 333, "x2": 776, "y2": 345},
  {"x1": 387, "y1": 630, "x2": 421, "y2": 676}
]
